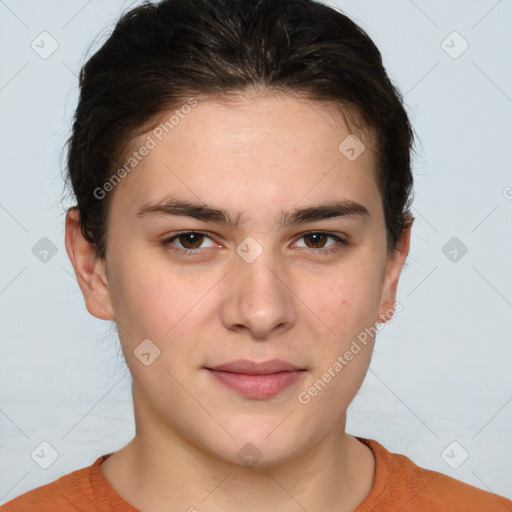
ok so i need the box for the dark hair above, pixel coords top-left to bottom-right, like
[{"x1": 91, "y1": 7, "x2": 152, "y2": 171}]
[{"x1": 65, "y1": 0, "x2": 415, "y2": 260}]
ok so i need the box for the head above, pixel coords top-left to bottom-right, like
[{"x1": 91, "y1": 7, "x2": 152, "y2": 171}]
[{"x1": 65, "y1": 0, "x2": 414, "y2": 467}]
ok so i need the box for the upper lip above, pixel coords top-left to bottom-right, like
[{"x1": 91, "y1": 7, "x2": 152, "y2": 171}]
[{"x1": 207, "y1": 359, "x2": 304, "y2": 375}]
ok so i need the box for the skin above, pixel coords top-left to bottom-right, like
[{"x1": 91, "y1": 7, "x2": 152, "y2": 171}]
[{"x1": 65, "y1": 91, "x2": 412, "y2": 512}]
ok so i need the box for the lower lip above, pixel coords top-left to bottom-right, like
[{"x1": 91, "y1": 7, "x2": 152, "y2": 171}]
[{"x1": 207, "y1": 369, "x2": 305, "y2": 399}]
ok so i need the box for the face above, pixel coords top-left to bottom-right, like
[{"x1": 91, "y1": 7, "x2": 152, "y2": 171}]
[{"x1": 67, "y1": 93, "x2": 410, "y2": 467}]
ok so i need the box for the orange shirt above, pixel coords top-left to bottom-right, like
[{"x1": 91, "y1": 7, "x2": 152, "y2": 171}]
[{"x1": 2, "y1": 437, "x2": 511, "y2": 511}]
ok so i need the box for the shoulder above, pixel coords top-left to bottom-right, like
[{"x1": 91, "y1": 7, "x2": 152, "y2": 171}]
[
  {"x1": 388, "y1": 452, "x2": 512, "y2": 511},
  {"x1": 358, "y1": 437, "x2": 512, "y2": 511},
  {"x1": 1, "y1": 456, "x2": 105, "y2": 512}
]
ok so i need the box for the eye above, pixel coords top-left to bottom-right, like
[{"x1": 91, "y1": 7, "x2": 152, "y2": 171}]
[
  {"x1": 161, "y1": 230, "x2": 348, "y2": 257},
  {"x1": 162, "y1": 231, "x2": 216, "y2": 256},
  {"x1": 293, "y1": 232, "x2": 347, "y2": 254}
]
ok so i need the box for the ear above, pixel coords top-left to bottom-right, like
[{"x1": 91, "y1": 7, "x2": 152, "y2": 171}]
[
  {"x1": 377, "y1": 216, "x2": 413, "y2": 323},
  {"x1": 64, "y1": 207, "x2": 114, "y2": 321}
]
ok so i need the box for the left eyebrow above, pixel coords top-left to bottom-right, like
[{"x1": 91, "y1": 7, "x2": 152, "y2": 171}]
[
  {"x1": 135, "y1": 198, "x2": 370, "y2": 228},
  {"x1": 280, "y1": 200, "x2": 370, "y2": 226}
]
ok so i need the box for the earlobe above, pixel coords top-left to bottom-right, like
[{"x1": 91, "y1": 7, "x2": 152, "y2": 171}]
[
  {"x1": 64, "y1": 208, "x2": 115, "y2": 321},
  {"x1": 377, "y1": 217, "x2": 413, "y2": 324}
]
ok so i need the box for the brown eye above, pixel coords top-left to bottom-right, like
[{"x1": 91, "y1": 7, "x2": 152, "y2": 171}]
[
  {"x1": 176, "y1": 232, "x2": 205, "y2": 249},
  {"x1": 162, "y1": 231, "x2": 216, "y2": 255},
  {"x1": 303, "y1": 232, "x2": 329, "y2": 248},
  {"x1": 293, "y1": 232, "x2": 347, "y2": 254}
]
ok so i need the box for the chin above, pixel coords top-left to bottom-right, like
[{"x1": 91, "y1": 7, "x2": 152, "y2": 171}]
[{"x1": 212, "y1": 415, "x2": 312, "y2": 468}]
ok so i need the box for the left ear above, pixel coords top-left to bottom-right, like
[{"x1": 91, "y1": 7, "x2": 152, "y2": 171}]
[{"x1": 377, "y1": 216, "x2": 413, "y2": 323}]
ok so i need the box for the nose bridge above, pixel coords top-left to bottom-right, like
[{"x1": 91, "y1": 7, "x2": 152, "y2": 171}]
[{"x1": 221, "y1": 237, "x2": 295, "y2": 338}]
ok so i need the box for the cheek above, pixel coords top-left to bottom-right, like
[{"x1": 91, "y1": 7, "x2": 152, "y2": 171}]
[
  {"x1": 108, "y1": 253, "x2": 201, "y2": 386},
  {"x1": 106, "y1": 250, "x2": 172, "y2": 343},
  {"x1": 298, "y1": 271, "x2": 379, "y2": 416},
  {"x1": 108, "y1": 249, "x2": 223, "y2": 348},
  {"x1": 315, "y1": 260, "x2": 384, "y2": 338}
]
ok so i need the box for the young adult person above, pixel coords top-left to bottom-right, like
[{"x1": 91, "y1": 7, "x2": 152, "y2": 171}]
[{"x1": 3, "y1": 0, "x2": 511, "y2": 510}]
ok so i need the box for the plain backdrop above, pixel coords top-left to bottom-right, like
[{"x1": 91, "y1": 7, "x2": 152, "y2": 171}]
[{"x1": 1, "y1": 0, "x2": 511, "y2": 504}]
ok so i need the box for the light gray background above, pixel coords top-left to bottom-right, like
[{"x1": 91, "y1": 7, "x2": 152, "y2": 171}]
[{"x1": 1, "y1": 0, "x2": 511, "y2": 504}]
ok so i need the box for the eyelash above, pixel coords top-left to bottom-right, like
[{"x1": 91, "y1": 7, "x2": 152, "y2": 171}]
[{"x1": 161, "y1": 231, "x2": 348, "y2": 257}]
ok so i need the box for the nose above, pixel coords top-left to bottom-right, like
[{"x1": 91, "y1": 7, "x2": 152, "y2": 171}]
[{"x1": 220, "y1": 246, "x2": 296, "y2": 340}]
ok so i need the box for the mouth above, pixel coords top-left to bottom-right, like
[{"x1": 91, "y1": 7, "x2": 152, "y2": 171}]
[{"x1": 205, "y1": 359, "x2": 307, "y2": 400}]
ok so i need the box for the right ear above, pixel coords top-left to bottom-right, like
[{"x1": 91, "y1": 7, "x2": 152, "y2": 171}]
[{"x1": 64, "y1": 207, "x2": 115, "y2": 321}]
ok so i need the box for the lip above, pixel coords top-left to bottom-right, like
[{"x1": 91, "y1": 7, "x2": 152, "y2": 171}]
[
  {"x1": 205, "y1": 359, "x2": 306, "y2": 399},
  {"x1": 209, "y1": 359, "x2": 303, "y2": 374}
]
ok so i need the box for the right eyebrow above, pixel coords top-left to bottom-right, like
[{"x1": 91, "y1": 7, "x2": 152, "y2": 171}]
[{"x1": 136, "y1": 198, "x2": 241, "y2": 226}]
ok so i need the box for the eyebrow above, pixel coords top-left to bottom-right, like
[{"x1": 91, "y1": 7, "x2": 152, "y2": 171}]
[{"x1": 136, "y1": 198, "x2": 370, "y2": 228}]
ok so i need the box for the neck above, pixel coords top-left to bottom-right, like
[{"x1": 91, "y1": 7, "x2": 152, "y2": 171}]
[{"x1": 101, "y1": 381, "x2": 375, "y2": 512}]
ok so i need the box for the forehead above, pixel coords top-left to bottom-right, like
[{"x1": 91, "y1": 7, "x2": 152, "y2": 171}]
[{"x1": 111, "y1": 93, "x2": 382, "y2": 223}]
